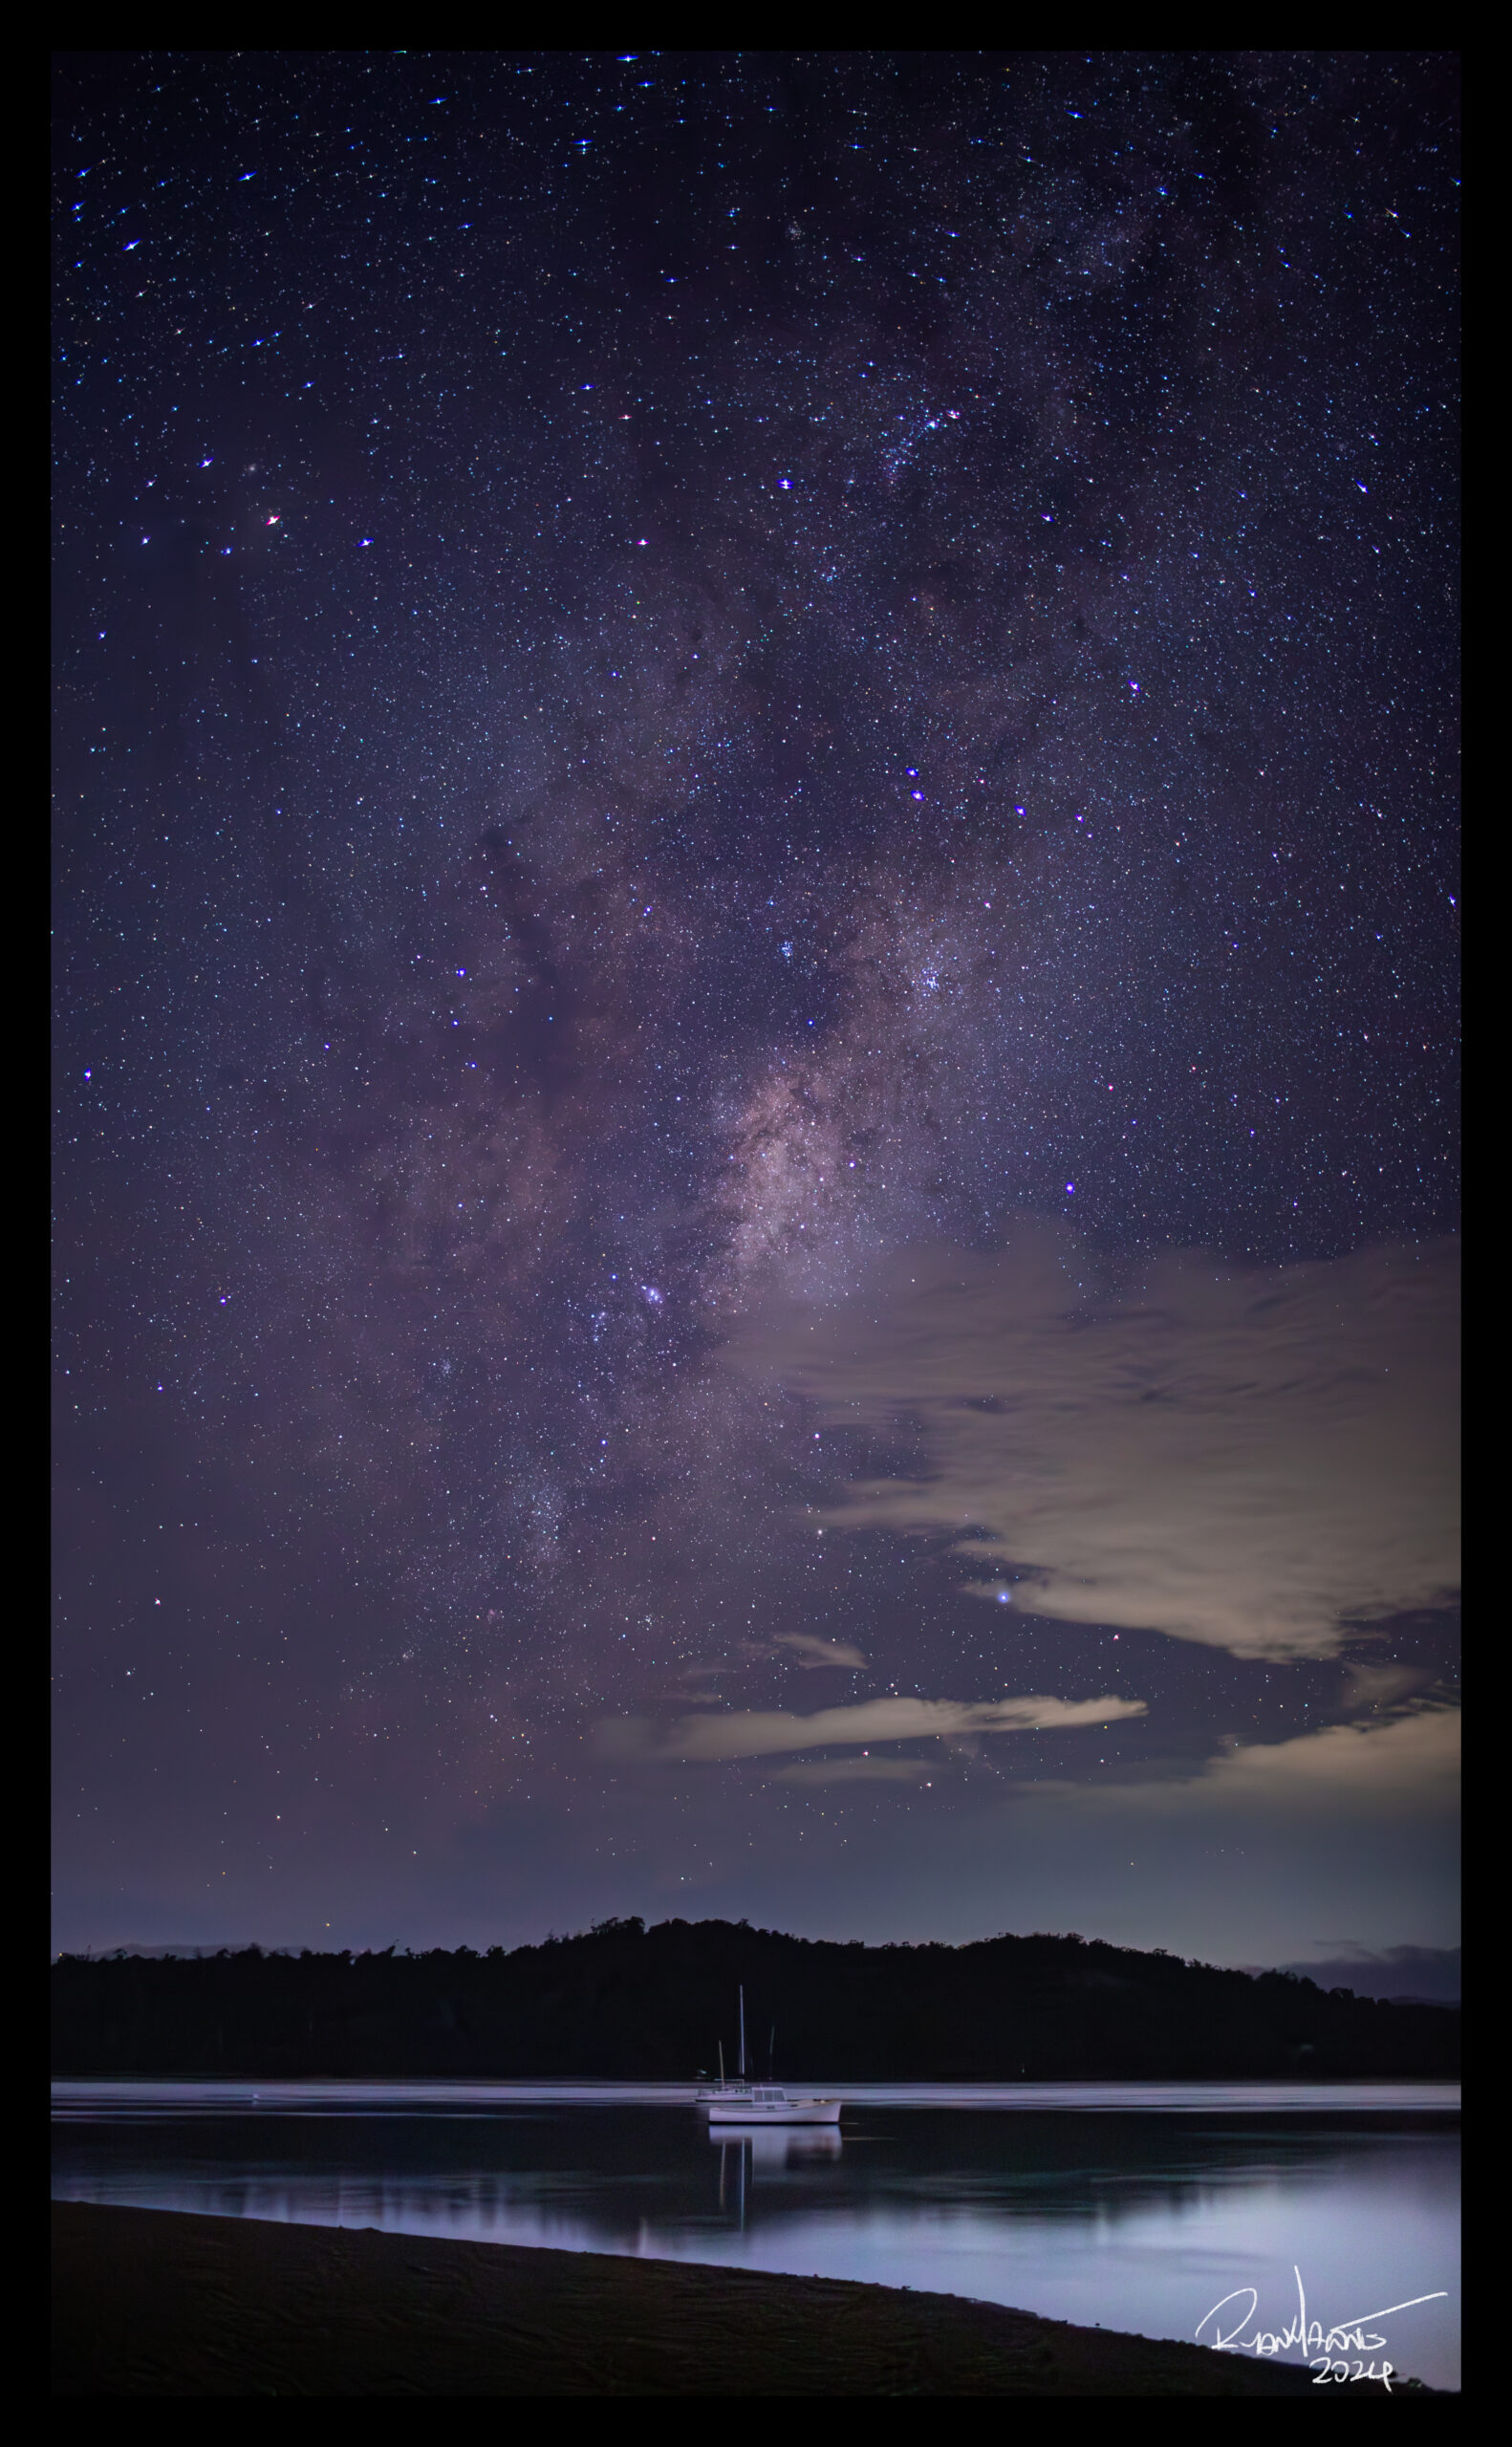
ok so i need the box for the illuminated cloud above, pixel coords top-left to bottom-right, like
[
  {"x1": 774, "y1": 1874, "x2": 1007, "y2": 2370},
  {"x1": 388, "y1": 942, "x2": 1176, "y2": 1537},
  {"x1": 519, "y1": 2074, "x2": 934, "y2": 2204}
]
[
  {"x1": 733, "y1": 1231, "x2": 1458, "y2": 1660},
  {"x1": 1173, "y1": 1701, "x2": 1459, "y2": 1812},
  {"x1": 596, "y1": 1690, "x2": 1145, "y2": 1763},
  {"x1": 1031, "y1": 1703, "x2": 1459, "y2": 1819}
]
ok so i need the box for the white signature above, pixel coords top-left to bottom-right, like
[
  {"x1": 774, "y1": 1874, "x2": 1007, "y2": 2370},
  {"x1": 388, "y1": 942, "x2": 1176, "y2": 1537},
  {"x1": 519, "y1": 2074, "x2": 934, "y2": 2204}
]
[{"x1": 1197, "y1": 2263, "x2": 1447, "y2": 2389}]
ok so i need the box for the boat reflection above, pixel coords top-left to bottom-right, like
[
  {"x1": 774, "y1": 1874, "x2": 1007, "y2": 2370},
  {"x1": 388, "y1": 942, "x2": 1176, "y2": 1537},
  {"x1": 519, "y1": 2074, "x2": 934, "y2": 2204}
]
[
  {"x1": 709, "y1": 2124, "x2": 842, "y2": 2168},
  {"x1": 713, "y1": 2123, "x2": 842, "y2": 2230}
]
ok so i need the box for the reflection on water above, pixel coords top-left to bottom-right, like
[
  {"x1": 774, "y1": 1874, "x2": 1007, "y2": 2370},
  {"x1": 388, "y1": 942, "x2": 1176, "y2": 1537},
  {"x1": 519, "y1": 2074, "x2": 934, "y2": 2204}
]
[
  {"x1": 714, "y1": 2125, "x2": 844, "y2": 2170},
  {"x1": 714, "y1": 2126, "x2": 843, "y2": 2222},
  {"x1": 51, "y1": 2084, "x2": 1458, "y2": 2391}
]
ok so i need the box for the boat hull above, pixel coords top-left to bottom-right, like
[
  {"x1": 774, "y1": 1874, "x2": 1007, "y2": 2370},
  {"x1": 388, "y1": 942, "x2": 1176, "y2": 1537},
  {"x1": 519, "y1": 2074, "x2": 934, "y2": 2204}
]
[{"x1": 704, "y1": 2098, "x2": 842, "y2": 2124}]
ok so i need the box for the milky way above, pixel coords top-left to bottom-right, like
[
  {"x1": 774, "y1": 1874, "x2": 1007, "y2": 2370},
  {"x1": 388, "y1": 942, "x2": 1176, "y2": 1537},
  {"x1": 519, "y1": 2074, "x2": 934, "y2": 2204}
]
[{"x1": 53, "y1": 53, "x2": 1458, "y2": 1966}]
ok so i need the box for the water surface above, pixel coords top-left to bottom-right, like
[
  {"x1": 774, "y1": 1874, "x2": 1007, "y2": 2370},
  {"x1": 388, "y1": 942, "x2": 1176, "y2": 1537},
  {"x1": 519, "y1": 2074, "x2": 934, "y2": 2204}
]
[{"x1": 53, "y1": 2081, "x2": 1459, "y2": 2391}]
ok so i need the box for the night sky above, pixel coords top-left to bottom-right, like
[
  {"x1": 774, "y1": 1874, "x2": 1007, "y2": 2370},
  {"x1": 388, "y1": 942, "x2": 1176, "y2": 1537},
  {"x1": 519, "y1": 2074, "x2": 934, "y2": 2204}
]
[{"x1": 53, "y1": 52, "x2": 1459, "y2": 1980}]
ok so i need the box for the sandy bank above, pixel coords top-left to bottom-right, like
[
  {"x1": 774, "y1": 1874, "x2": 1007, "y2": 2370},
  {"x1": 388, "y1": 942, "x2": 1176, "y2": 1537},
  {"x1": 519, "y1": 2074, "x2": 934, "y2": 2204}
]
[{"x1": 52, "y1": 2202, "x2": 1414, "y2": 2395}]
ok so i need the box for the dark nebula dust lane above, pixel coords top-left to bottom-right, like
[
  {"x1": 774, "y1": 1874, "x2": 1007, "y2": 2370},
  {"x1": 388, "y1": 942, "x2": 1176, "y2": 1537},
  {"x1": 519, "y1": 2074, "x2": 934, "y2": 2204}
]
[{"x1": 53, "y1": 52, "x2": 1458, "y2": 1969}]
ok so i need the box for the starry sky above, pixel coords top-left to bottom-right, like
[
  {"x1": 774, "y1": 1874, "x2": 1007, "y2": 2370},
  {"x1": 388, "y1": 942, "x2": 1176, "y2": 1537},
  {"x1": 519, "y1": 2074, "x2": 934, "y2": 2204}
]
[{"x1": 52, "y1": 51, "x2": 1459, "y2": 1978}]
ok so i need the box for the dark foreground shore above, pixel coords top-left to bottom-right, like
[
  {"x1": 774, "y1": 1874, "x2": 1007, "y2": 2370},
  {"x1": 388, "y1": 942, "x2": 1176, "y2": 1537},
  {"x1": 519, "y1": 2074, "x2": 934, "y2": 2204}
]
[{"x1": 53, "y1": 2202, "x2": 1423, "y2": 2395}]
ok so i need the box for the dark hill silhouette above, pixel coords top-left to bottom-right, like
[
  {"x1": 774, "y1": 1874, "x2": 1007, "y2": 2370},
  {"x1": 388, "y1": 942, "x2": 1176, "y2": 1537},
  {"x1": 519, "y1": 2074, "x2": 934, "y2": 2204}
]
[{"x1": 50, "y1": 1918, "x2": 1460, "y2": 2080}]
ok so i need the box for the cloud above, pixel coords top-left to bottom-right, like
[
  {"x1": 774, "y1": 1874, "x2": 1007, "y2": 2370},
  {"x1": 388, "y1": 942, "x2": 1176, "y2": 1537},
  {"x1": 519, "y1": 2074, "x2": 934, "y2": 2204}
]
[
  {"x1": 673, "y1": 1632, "x2": 869, "y2": 1686},
  {"x1": 1264, "y1": 1944, "x2": 1461, "y2": 2004},
  {"x1": 1027, "y1": 1702, "x2": 1459, "y2": 1820},
  {"x1": 773, "y1": 1632, "x2": 870, "y2": 1668},
  {"x1": 1178, "y1": 1701, "x2": 1460, "y2": 1810},
  {"x1": 1337, "y1": 1662, "x2": 1434, "y2": 1711},
  {"x1": 600, "y1": 1691, "x2": 1146, "y2": 1763},
  {"x1": 731, "y1": 1230, "x2": 1458, "y2": 1659},
  {"x1": 772, "y1": 1757, "x2": 933, "y2": 1784}
]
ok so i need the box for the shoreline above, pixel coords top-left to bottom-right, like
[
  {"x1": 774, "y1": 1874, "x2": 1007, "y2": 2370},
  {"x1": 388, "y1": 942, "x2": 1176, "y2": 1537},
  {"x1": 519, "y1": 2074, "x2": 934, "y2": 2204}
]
[{"x1": 52, "y1": 2202, "x2": 1423, "y2": 2395}]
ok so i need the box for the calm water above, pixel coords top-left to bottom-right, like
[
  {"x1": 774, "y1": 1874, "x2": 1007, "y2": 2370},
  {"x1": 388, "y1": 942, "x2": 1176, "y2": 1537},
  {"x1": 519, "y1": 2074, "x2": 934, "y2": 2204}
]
[{"x1": 52, "y1": 2082, "x2": 1459, "y2": 2392}]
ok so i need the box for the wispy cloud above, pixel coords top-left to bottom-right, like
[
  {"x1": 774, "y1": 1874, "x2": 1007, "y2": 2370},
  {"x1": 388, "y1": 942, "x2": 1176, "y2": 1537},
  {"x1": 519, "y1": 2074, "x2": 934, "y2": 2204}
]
[
  {"x1": 1338, "y1": 1662, "x2": 1435, "y2": 1711},
  {"x1": 731, "y1": 1231, "x2": 1458, "y2": 1659},
  {"x1": 595, "y1": 1691, "x2": 1146, "y2": 1764},
  {"x1": 772, "y1": 1756, "x2": 933, "y2": 1784},
  {"x1": 773, "y1": 1632, "x2": 869, "y2": 1668}
]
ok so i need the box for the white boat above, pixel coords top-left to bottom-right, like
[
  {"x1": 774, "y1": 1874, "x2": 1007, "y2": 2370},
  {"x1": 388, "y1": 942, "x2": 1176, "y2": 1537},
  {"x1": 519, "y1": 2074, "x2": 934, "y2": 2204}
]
[
  {"x1": 705, "y1": 2084, "x2": 842, "y2": 2125},
  {"x1": 698, "y1": 1984, "x2": 842, "y2": 2124}
]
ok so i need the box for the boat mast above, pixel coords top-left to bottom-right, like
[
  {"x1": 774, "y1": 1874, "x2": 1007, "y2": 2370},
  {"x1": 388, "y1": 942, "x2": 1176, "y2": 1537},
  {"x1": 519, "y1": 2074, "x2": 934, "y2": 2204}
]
[
  {"x1": 718, "y1": 2039, "x2": 724, "y2": 2089},
  {"x1": 739, "y1": 1984, "x2": 746, "y2": 2081}
]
